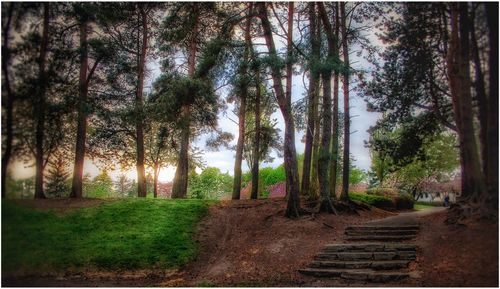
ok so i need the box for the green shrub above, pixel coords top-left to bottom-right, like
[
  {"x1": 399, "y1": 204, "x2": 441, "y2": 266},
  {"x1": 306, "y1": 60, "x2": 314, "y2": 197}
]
[
  {"x1": 260, "y1": 165, "x2": 286, "y2": 187},
  {"x1": 349, "y1": 192, "x2": 394, "y2": 210},
  {"x1": 392, "y1": 193, "x2": 414, "y2": 210},
  {"x1": 366, "y1": 187, "x2": 399, "y2": 197},
  {"x1": 188, "y1": 167, "x2": 233, "y2": 200},
  {"x1": 84, "y1": 171, "x2": 115, "y2": 198}
]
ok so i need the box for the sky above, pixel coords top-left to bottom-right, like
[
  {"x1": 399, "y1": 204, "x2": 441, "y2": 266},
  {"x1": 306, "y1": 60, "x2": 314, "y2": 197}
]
[{"x1": 10, "y1": 4, "x2": 382, "y2": 183}]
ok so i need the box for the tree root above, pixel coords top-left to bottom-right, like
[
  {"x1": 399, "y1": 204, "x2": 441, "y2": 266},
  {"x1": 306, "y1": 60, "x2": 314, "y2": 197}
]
[{"x1": 445, "y1": 200, "x2": 498, "y2": 225}]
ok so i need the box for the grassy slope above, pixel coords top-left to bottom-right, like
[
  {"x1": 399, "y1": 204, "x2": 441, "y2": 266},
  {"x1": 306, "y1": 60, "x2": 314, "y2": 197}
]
[{"x1": 2, "y1": 199, "x2": 212, "y2": 273}]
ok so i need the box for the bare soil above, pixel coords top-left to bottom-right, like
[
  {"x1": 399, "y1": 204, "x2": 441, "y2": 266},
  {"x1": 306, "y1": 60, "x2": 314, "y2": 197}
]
[
  {"x1": 413, "y1": 210, "x2": 498, "y2": 287},
  {"x1": 179, "y1": 198, "x2": 392, "y2": 286}
]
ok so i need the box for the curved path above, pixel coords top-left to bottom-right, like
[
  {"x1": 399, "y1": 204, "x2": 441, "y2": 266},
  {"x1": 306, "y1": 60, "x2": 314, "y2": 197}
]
[{"x1": 366, "y1": 207, "x2": 447, "y2": 227}]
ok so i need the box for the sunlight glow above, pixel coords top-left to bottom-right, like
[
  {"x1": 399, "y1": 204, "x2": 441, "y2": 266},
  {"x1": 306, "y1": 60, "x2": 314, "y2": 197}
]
[{"x1": 158, "y1": 167, "x2": 176, "y2": 183}]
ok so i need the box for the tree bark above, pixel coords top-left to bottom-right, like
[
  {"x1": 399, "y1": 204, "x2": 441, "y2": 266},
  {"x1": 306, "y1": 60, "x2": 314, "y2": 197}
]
[
  {"x1": 301, "y1": 2, "x2": 320, "y2": 200},
  {"x1": 317, "y1": 2, "x2": 336, "y2": 212},
  {"x1": 70, "y1": 19, "x2": 89, "y2": 199},
  {"x1": 469, "y1": 7, "x2": 488, "y2": 182},
  {"x1": 310, "y1": 91, "x2": 320, "y2": 198},
  {"x1": 329, "y1": 2, "x2": 340, "y2": 199},
  {"x1": 34, "y1": 3, "x2": 50, "y2": 199},
  {"x1": 258, "y1": 2, "x2": 301, "y2": 218},
  {"x1": 172, "y1": 116, "x2": 190, "y2": 198},
  {"x1": 447, "y1": 3, "x2": 485, "y2": 205},
  {"x1": 251, "y1": 65, "x2": 261, "y2": 200},
  {"x1": 1, "y1": 3, "x2": 14, "y2": 198},
  {"x1": 153, "y1": 163, "x2": 159, "y2": 198},
  {"x1": 172, "y1": 5, "x2": 198, "y2": 199},
  {"x1": 135, "y1": 5, "x2": 148, "y2": 197},
  {"x1": 340, "y1": 2, "x2": 350, "y2": 202},
  {"x1": 232, "y1": 4, "x2": 252, "y2": 200},
  {"x1": 485, "y1": 2, "x2": 498, "y2": 206}
]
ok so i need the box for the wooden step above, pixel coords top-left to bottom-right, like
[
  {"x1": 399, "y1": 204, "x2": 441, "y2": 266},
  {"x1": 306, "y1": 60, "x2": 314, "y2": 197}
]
[
  {"x1": 316, "y1": 251, "x2": 416, "y2": 261},
  {"x1": 310, "y1": 260, "x2": 410, "y2": 270},
  {"x1": 299, "y1": 268, "x2": 410, "y2": 282},
  {"x1": 324, "y1": 243, "x2": 416, "y2": 253},
  {"x1": 345, "y1": 235, "x2": 417, "y2": 241},
  {"x1": 345, "y1": 229, "x2": 419, "y2": 236}
]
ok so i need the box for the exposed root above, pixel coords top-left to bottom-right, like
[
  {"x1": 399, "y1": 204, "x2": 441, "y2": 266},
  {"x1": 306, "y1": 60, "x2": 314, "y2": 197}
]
[
  {"x1": 332, "y1": 200, "x2": 371, "y2": 215},
  {"x1": 445, "y1": 200, "x2": 498, "y2": 225},
  {"x1": 313, "y1": 195, "x2": 338, "y2": 215}
]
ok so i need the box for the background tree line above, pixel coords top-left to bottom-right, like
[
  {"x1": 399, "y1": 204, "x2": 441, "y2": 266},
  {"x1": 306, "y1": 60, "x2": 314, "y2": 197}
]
[{"x1": 2, "y1": 2, "x2": 497, "y2": 220}]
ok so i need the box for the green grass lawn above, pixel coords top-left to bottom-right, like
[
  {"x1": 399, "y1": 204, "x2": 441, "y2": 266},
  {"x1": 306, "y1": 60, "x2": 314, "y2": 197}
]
[
  {"x1": 414, "y1": 203, "x2": 437, "y2": 210},
  {"x1": 2, "y1": 198, "x2": 213, "y2": 273}
]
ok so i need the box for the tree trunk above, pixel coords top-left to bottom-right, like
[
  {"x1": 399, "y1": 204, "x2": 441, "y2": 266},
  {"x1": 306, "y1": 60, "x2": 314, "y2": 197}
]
[
  {"x1": 153, "y1": 163, "x2": 159, "y2": 198},
  {"x1": 34, "y1": 3, "x2": 50, "y2": 199},
  {"x1": 1, "y1": 3, "x2": 14, "y2": 198},
  {"x1": 258, "y1": 2, "x2": 301, "y2": 218},
  {"x1": 301, "y1": 2, "x2": 320, "y2": 200},
  {"x1": 232, "y1": 4, "x2": 252, "y2": 200},
  {"x1": 469, "y1": 7, "x2": 488, "y2": 182},
  {"x1": 329, "y1": 2, "x2": 340, "y2": 199},
  {"x1": 485, "y1": 2, "x2": 498, "y2": 206},
  {"x1": 317, "y1": 2, "x2": 336, "y2": 212},
  {"x1": 172, "y1": 6, "x2": 198, "y2": 199},
  {"x1": 172, "y1": 116, "x2": 190, "y2": 198},
  {"x1": 251, "y1": 66, "x2": 261, "y2": 200},
  {"x1": 310, "y1": 90, "x2": 320, "y2": 198},
  {"x1": 70, "y1": 19, "x2": 89, "y2": 199},
  {"x1": 447, "y1": 3, "x2": 485, "y2": 208},
  {"x1": 136, "y1": 5, "x2": 148, "y2": 198},
  {"x1": 232, "y1": 91, "x2": 246, "y2": 200},
  {"x1": 340, "y1": 2, "x2": 350, "y2": 202}
]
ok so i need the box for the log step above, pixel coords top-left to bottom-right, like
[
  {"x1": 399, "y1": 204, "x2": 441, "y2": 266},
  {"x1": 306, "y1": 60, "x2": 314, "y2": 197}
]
[
  {"x1": 324, "y1": 243, "x2": 416, "y2": 252},
  {"x1": 316, "y1": 251, "x2": 416, "y2": 261},
  {"x1": 298, "y1": 268, "x2": 410, "y2": 282},
  {"x1": 310, "y1": 260, "x2": 410, "y2": 270}
]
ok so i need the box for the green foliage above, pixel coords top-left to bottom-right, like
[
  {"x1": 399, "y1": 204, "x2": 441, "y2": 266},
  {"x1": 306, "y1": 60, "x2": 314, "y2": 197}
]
[
  {"x1": 114, "y1": 174, "x2": 136, "y2": 198},
  {"x1": 5, "y1": 176, "x2": 35, "y2": 199},
  {"x1": 393, "y1": 193, "x2": 414, "y2": 210},
  {"x1": 352, "y1": 191, "x2": 414, "y2": 211},
  {"x1": 259, "y1": 165, "x2": 286, "y2": 187},
  {"x1": 2, "y1": 199, "x2": 212, "y2": 272},
  {"x1": 349, "y1": 166, "x2": 368, "y2": 185},
  {"x1": 188, "y1": 167, "x2": 232, "y2": 199},
  {"x1": 349, "y1": 192, "x2": 393, "y2": 209},
  {"x1": 45, "y1": 155, "x2": 71, "y2": 198},
  {"x1": 366, "y1": 187, "x2": 399, "y2": 197},
  {"x1": 83, "y1": 171, "x2": 114, "y2": 198},
  {"x1": 241, "y1": 165, "x2": 286, "y2": 198},
  {"x1": 368, "y1": 130, "x2": 459, "y2": 196}
]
